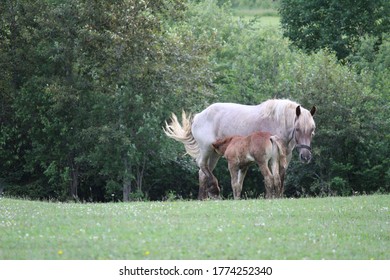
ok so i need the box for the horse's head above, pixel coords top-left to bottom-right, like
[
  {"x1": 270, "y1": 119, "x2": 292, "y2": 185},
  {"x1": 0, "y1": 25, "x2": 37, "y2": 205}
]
[{"x1": 294, "y1": 105, "x2": 316, "y2": 163}]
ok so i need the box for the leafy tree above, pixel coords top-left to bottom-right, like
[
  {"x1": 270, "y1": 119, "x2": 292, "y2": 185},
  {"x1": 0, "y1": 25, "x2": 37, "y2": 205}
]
[
  {"x1": 1, "y1": 0, "x2": 217, "y2": 201},
  {"x1": 0, "y1": 0, "x2": 50, "y2": 197}
]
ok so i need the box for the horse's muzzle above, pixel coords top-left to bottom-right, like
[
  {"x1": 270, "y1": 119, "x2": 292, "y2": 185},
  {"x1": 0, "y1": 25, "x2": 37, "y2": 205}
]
[
  {"x1": 296, "y1": 144, "x2": 312, "y2": 163},
  {"x1": 300, "y1": 152, "x2": 312, "y2": 163}
]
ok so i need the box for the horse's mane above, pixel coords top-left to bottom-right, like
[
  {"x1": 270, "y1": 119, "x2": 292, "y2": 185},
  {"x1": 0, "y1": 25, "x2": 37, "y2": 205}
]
[
  {"x1": 259, "y1": 99, "x2": 316, "y2": 137},
  {"x1": 258, "y1": 99, "x2": 299, "y2": 121}
]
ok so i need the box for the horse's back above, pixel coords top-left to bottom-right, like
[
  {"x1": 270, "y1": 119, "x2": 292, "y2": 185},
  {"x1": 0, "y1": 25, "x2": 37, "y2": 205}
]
[
  {"x1": 192, "y1": 102, "x2": 261, "y2": 144},
  {"x1": 194, "y1": 103, "x2": 259, "y2": 123}
]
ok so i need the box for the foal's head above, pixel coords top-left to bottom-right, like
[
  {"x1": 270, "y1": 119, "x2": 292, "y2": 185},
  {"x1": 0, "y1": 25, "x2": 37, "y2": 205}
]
[
  {"x1": 212, "y1": 137, "x2": 234, "y2": 156},
  {"x1": 294, "y1": 105, "x2": 316, "y2": 163}
]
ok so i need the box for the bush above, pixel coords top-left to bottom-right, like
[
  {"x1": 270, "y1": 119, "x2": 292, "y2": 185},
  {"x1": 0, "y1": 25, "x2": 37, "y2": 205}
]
[{"x1": 277, "y1": 49, "x2": 389, "y2": 195}]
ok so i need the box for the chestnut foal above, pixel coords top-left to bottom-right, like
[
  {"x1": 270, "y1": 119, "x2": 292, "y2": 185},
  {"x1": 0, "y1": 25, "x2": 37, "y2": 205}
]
[{"x1": 212, "y1": 132, "x2": 287, "y2": 199}]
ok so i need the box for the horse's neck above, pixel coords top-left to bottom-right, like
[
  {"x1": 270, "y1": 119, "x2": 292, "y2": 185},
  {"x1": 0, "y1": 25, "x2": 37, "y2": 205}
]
[
  {"x1": 255, "y1": 116, "x2": 293, "y2": 141},
  {"x1": 255, "y1": 106, "x2": 296, "y2": 151}
]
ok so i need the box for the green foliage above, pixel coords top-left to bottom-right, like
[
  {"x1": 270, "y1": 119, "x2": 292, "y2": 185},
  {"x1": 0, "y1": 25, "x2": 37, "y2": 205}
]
[
  {"x1": 1, "y1": 0, "x2": 389, "y2": 200},
  {"x1": 276, "y1": 49, "x2": 389, "y2": 195},
  {"x1": 279, "y1": 0, "x2": 390, "y2": 60},
  {"x1": 1, "y1": 0, "x2": 214, "y2": 201}
]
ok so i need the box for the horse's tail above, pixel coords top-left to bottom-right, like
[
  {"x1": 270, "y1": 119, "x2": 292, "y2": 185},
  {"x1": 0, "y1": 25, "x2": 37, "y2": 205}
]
[{"x1": 163, "y1": 111, "x2": 200, "y2": 159}]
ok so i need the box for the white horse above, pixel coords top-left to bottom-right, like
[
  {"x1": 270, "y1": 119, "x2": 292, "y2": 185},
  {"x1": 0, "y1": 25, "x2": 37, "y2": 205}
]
[{"x1": 164, "y1": 99, "x2": 316, "y2": 199}]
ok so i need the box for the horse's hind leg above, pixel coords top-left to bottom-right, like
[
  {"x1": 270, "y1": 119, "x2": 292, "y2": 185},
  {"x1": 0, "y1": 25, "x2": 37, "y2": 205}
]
[
  {"x1": 198, "y1": 151, "x2": 221, "y2": 200},
  {"x1": 207, "y1": 152, "x2": 222, "y2": 199},
  {"x1": 199, "y1": 166, "x2": 219, "y2": 199},
  {"x1": 198, "y1": 166, "x2": 218, "y2": 200},
  {"x1": 197, "y1": 151, "x2": 212, "y2": 200},
  {"x1": 198, "y1": 170, "x2": 208, "y2": 200}
]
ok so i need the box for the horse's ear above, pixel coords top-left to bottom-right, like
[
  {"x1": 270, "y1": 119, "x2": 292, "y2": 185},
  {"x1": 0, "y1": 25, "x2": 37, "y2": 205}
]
[
  {"x1": 310, "y1": 106, "x2": 316, "y2": 116},
  {"x1": 296, "y1": 106, "x2": 301, "y2": 117}
]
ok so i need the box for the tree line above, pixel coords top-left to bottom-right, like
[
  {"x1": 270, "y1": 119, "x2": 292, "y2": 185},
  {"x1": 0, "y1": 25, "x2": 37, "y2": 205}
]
[{"x1": 1, "y1": 0, "x2": 389, "y2": 201}]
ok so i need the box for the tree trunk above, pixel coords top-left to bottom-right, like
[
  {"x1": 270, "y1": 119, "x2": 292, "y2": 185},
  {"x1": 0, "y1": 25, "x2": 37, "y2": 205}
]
[
  {"x1": 123, "y1": 157, "x2": 132, "y2": 202},
  {"x1": 69, "y1": 162, "x2": 79, "y2": 199},
  {"x1": 123, "y1": 178, "x2": 131, "y2": 202},
  {"x1": 135, "y1": 157, "x2": 146, "y2": 194}
]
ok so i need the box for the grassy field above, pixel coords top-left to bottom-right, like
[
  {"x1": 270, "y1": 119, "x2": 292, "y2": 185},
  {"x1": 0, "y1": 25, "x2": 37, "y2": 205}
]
[
  {"x1": 233, "y1": 6, "x2": 280, "y2": 28},
  {"x1": 0, "y1": 195, "x2": 389, "y2": 260}
]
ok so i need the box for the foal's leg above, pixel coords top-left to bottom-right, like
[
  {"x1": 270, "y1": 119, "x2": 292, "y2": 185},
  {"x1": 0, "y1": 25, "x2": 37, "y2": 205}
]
[
  {"x1": 258, "y1": 161, "x2": 274, "y2": 199},
  {"x1": 229, "y1": 163, "x2": 248, "y2": 200},
  {"x1": 236, "y1": 166, "x2": 248, "y2": 199}
]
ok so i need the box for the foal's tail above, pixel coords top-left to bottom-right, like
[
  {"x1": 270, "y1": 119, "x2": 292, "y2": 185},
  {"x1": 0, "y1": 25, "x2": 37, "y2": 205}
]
[
  {"x1": 163, "y1": 111, "x2": 200, "y2": 159},
  {"x1": 270, "y1": 136, "x2": 287, "y2": 169}
]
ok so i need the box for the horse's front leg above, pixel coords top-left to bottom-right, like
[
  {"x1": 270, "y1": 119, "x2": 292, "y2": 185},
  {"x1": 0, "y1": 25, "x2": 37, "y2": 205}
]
[
  {"x1": 272, "y1": 171, "x2": 282, "y2": 198},
  {"x1": 270, "y1": 158, "x2": 282, "y2": 198},
  {"x1": 278, "y1": 150, "x2": 291, "y2": 197},
  {"x1": 277, "y1": 165, "x2": 286, "y2": 198},
  {"x1": 278, "y1": 151, "x2": 288, "y2": 198}
]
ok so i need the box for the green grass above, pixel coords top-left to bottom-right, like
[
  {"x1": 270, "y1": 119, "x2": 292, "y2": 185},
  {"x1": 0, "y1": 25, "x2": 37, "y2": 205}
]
[
  {"x1": 234, "y1": 8, "x2": 277, "y2": 17},
  {"x1": 0, "y1": 195, "x2": 389, "y2": 260}
]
